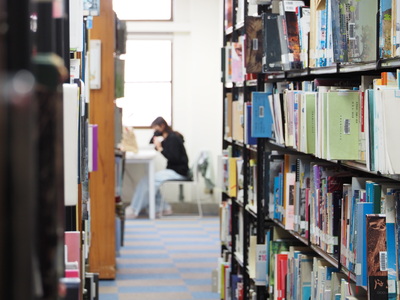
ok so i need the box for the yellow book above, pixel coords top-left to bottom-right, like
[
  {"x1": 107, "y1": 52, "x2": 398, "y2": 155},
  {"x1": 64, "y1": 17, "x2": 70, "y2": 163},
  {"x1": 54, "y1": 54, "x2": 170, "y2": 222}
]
[{"x1": 228, "y1": 157, "x2": 238, "y2": 198}]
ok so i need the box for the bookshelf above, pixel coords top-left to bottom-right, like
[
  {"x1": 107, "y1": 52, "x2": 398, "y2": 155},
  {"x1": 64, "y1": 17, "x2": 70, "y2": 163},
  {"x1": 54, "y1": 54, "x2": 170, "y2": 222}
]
[
  {"x1": 88, "y1": 0, "x2": 117, "y2": 280},
  {"x1": 219, "y1": 0, "x2": 400, "y2": 299}
]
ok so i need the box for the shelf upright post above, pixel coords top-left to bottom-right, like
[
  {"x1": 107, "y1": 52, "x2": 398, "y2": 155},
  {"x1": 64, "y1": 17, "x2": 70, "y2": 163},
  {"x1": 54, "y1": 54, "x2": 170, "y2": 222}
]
[
  {"x1": 242, "y1": 135, "x2": 250, "y2": 300},
  {"x1": 0, "y1": 0, "x2": 6, "y2": 296}
]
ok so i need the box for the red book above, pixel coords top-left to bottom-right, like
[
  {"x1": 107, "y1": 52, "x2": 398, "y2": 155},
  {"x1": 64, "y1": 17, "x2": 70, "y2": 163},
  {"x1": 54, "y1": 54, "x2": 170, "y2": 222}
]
[{"x1": 276, "y1": 253, "x2": 289, "y2": 300}]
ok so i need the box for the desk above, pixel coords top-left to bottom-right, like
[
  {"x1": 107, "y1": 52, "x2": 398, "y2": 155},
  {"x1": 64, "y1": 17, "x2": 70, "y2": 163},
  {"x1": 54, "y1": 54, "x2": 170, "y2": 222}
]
[{"x1": 125, "y1": 150, "x2": 157, "y2": 220}]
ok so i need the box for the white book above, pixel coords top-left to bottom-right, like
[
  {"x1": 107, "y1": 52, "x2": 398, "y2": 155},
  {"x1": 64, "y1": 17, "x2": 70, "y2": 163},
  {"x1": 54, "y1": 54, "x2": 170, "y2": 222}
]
[{"x1": 63, "y1": 84, "x2": 79, "y2": 206}]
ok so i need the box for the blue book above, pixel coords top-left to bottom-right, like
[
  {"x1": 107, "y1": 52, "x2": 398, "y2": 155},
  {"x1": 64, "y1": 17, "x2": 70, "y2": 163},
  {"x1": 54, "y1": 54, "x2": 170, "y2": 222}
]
[
  {"x1": 355, "y1": 201, "x2": 374, "y2": 287},
  {"x1": 366, "y1": 181, "x2": 382, "y2": 213},
  {"x1": 273, "y1": 176, "x2": 281, "y2": 220},
  {"x1": 279, "y1": 173, "x2": 284, "y2": 222},
  {"x1": 395, "y1": 192, "x2": 400, "y2": 293},
  {"x1": 251, "y1": 92, "x2": 273, "y2": 138},
  {"x1": 367, "y1": 89, "x2": 375, "y2": 171}
]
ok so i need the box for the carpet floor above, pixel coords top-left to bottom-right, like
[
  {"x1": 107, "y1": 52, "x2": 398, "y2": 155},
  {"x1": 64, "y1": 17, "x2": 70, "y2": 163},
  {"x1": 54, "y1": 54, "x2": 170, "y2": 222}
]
[{"x1": 99, "y1": 217, "x2": 221, "y2": 300}]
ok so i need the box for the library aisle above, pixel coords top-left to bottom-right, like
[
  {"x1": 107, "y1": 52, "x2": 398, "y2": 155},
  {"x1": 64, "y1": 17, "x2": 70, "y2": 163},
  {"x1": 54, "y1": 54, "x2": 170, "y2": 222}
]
[{"x1": 99, "y1": 217, "x2": 221, "y2": 300}]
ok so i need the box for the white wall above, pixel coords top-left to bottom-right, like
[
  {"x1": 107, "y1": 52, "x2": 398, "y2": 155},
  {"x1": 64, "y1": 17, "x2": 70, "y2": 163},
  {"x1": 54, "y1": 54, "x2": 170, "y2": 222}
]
[{"x1": 122, "y1": 0, "x2": 223, "y2": 205}]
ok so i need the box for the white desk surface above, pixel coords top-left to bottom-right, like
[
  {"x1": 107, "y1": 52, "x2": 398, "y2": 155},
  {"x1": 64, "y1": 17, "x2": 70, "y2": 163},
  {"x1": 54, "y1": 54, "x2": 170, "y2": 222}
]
[{"x1": 125, "y1": 149, "x2": 157, "y2": 161}]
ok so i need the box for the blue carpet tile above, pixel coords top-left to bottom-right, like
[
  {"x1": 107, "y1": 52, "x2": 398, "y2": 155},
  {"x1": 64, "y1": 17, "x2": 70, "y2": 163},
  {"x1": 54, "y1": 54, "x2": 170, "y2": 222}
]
[{"x1": 100, "y1": 217, "x2": 220, "y2": 300}]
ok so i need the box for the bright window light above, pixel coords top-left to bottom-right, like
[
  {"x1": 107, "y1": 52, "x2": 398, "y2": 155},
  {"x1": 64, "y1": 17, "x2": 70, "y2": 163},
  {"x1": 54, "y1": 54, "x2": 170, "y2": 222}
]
[
  {"x1": 113, "y1": 0, "x2": 172, "y2": 21},
  {"x1": 118, "y1": 39, "x2": 172, "y2": 127}
]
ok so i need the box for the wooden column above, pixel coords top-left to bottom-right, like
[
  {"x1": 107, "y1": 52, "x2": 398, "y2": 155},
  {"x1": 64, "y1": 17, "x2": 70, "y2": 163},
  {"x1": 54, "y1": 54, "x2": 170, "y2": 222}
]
[{"x1": 89, "y1": 0, "x2": 116, "y2": 279}]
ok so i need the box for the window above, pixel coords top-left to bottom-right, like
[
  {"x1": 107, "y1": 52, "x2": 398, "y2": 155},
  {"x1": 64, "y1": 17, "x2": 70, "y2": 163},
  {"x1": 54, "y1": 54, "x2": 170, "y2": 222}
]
[
  {"x1": 117, "y1": 38, "x2": 172, "y2": 127},
  {"x1": 113, "y1": 0, "x2": 173, "y2": 21}
]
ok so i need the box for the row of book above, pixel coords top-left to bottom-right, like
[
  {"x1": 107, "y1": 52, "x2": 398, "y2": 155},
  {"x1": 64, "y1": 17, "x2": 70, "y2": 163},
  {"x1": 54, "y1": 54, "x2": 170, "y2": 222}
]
[
  {"x1": 226, "y1": 73, "x2": 400, "y2": 174},
  {"x1": 245, "y1": 226, "x2": 370, "y2": 299},
  {"x1": 224, "y1": 0, "x2": 400, "y2": 77},
  {"x1": 273, "y1": 244, "x2": 368, "y2": 300},
  {"x1": 269, "y1": 154, "x2": 400, "y2": 297},
  {"x1": 219, "y1": 147, "x2": 258, "y2": 209}
]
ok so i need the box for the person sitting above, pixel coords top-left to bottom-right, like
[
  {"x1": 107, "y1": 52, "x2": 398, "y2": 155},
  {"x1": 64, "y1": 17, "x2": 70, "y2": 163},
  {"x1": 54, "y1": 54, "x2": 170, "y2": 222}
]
[{"x1": 125, "y1": 116, "x2": 189, "y2": 218}]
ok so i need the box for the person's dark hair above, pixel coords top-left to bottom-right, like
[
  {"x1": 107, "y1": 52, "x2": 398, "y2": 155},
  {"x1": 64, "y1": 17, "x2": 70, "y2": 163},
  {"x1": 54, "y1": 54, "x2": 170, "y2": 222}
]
[
  {"x1": 151, "y1": 116, "x2": 172, "y2": 133},
  {"x1": 151, "y1": 116, "x2": 184, "y2": 141}
]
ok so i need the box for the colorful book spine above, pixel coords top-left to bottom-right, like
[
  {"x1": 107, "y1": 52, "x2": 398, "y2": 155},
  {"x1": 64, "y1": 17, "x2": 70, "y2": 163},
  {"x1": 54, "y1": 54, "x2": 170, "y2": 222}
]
[
  {"x1": 251, "y1": 92, "x2": 274, "y2": 138},
  {"x1": 366, "y1": 214, "x2": 388, "y2": 299},
  {"x1": 355, "y1": 201, "x2": 374, "y2": 287}
]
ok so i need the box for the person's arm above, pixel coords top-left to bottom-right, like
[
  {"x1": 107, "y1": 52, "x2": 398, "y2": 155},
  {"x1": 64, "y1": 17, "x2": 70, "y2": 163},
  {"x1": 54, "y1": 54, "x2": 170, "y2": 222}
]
[{"x1": 160, "y1": 135, "x2": 183, "y2": 163}]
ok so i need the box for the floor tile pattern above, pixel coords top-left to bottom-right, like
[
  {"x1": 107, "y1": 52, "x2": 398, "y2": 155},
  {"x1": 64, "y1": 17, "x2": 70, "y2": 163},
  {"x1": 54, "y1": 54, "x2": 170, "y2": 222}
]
[{"x1": 100, "y1": 217, "x2": 220, "y2": 300}]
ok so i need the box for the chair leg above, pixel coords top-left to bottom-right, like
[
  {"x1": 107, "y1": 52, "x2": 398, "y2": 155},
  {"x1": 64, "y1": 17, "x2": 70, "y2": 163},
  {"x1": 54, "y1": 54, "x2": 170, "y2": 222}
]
[{"x1": 196, "y1": 184, "x2": 203, "y2": 218}]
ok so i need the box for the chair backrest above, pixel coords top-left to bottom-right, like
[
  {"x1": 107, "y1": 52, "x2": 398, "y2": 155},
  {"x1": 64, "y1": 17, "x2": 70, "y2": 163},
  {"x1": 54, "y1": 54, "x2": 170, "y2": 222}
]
[{"x1": 190, "y1": 151, "x2": 209, "y2": 183}]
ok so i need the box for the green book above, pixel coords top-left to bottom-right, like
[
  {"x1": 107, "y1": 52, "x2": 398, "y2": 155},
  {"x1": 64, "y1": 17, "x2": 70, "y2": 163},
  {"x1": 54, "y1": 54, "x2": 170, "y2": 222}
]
[
  {"x1": 305, "y1": 92, "x2": 316, "y2": 155},
  {"x1": 326, "y1": 91, "x2": 360, "y2": 160}
]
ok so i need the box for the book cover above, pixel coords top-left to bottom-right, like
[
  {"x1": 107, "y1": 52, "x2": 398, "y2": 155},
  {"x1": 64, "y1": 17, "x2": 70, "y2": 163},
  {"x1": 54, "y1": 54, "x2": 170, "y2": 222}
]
[
  {"x1": 224, "y1": 0, "x2": 233, "y2": 31},
  {"x1": 276, "y1": 253, "x2": 289, "y2": 300},
  {"x1": 251, "y1": 92, "x2": 274, "y2": 138},
  {"x1": 304, "y1": 92, "x2": 316, "y2": 155},
  {"x1": 298, "y1": 6, "x2": 311, "y2": 68},
  {"x1": 385, "y1": 188, "x2": 398, "y2": 299},
  {"x1": 225, "y1": 45, "x2": 233, "y2": 83},
  {"x1": 228, "y1": 157, "x2": 238, "y2": 198},
  {"x1": 355, "y1": 201, "x2": 374, "y2": 287},
  {"x1": 366, "y1": 214, "x2": 388, "y2": 300},
  {"x1": 331, "y1": 0, "x2": 349, "y2": 62},
  {"x1": 326, "y1": 91, "x2": 360, "y2": 160},
  {"x1": 224, "y1": 93, "x2": 233, "y2": 139},
  {"x1": 232, "y1": 100, "x2": 244, "y2": 142},
  {"x1": 255, "y1": 243, "x2": 267, "y2": 285},
  {"x1": 346, "y1": 0, "x2": 378, "y2": 63},
  {"x1": 232, "y1": 39, "x2": 245, "y2": 83},
  {"x1": 283, "y1": 6, "x2": 303, "y2": 69},
  {"x1": 379, "y1": 0, "x2": 392, "y2": 58},
  {"x1": 245, "y1": 16, "x2": 264, "y2": 74},
  {"x1": 379, "y1": 89, "x2": 400, "y2": 174},
  {"x1": 273, "y1": 176, "x2": 282, "y2": 220},
  {"x1": 262, "y1": 13, "x2": 284, "y2": 72},
  {"x1": 284, "y1": 172, "x2": 296, "y2": 230}
]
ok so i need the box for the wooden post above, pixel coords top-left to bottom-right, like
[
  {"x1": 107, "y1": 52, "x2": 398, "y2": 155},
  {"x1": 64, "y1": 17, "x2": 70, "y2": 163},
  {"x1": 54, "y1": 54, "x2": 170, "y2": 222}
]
[{"x1": 88, "y1": 0, "x2": 116, "y2": 279}]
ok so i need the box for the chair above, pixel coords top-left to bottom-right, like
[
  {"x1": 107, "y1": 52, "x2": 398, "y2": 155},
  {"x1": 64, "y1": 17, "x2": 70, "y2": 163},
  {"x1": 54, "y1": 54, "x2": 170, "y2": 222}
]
[{"x1": 161, "y1": 151, "x2": 213, "y2": 218}]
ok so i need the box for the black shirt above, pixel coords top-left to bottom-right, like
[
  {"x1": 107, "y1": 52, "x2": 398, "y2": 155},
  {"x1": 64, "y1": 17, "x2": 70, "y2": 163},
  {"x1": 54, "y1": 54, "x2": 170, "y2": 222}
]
[{"x1": 160, "y1": 132, "x2": 189, "y2": 176}]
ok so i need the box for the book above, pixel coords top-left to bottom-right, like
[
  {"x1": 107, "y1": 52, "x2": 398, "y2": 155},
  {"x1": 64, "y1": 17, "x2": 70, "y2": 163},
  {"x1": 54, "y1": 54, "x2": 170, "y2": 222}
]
[
  {"x1": 232, "y1": 99, "x2": 244, "y2": 142},
  {"x1": 262, "y1": 13, "x2": 284, "y2": 72},
  {"x1": 275, "y1": 253, "x2": 289, "y2": 300},
  {"x1": 280, "y1": 0, "x2": 305, "y2": 69},
  {"x1": 245, "y1": 16, "x2": 264, "y2": 73},
  {"x1": 355, "y1": 201, "x2": 374, "y2": 287},
  {"x1": 63, "y1": 84, "x2": 79, "y2": 206},
  {"x1": 346, "y1": 0, "x2": 378, "y2": 63},
  {"x1": 385, "y1": 188, "x2": 399, "y2": 299},
  {"x1": 326, "y1": 90, "x2": 360, "y2": 160},
  {"x1": 224, "y1": 93, "x2": 233, "y2": 139},
  {"x1": 224, "y1": 0, "x2": 233, "y2": 31},
  {"x1": 379, "y1": 0, "x2": 392, "y2": 58},
  {"x1": 228, "y1": 157, "x2": 238, "y2": 198},
  {"x1": 244, "y1": 103, "x2": 257, "y2": 145},
  {"x1": 232, "y1": 38, "x2": 245, "y2": 83},
  {"x1": 366, "y1": 214, "x2": 388, "y2": 300},
  {"x1": 378, "y1": 88, "x2": 400, "y2": 174},
  {"x1": 251, "y1": 92, "x2": 274, "y2": 138}
]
